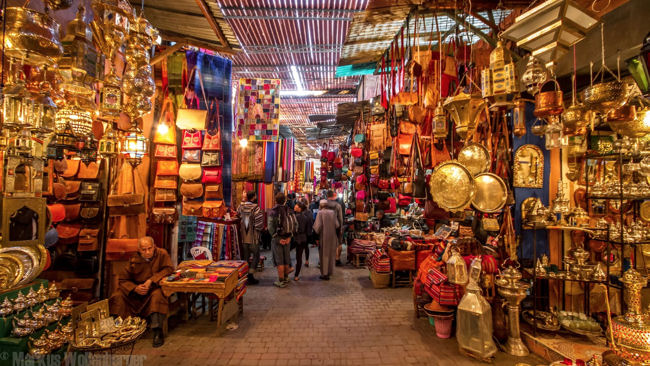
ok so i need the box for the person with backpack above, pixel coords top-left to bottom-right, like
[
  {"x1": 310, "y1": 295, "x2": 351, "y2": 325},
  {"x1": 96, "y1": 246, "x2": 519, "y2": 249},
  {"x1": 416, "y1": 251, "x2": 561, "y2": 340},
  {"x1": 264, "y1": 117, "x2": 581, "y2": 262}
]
[
  {"x1": 293, "y1": 202, "x2": 313, "y2": 281},
  {"x1": 325, "y1": 190, "x2": 344, "y2": 266},
  {"x1": 237, "y1": 191, "x2": 264, "y2": 285},
  {"x1": 268, "y1": 192, "x2": 297, "y2": 288},
  {"x1": 313, "y1": 200, "x2": 340, "y2": 280}
]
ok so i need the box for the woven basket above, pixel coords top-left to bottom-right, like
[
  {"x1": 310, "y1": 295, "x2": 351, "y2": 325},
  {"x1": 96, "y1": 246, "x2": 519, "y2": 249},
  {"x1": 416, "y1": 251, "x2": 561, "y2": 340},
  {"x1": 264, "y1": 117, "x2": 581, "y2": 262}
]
[{"x1": 370, "y1": 270, "x2": 390, "y2": 289}]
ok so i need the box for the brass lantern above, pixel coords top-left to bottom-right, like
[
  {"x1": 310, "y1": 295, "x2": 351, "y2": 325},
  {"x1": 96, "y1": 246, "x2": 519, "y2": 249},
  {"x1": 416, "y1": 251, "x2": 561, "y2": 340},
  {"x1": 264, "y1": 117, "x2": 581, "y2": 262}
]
[
  {"x1": 122, "y1": 122, "x2": 148, "y2": 166},
  {"x1": 481, "y1": 40, "x2": 518, "y2": 101},
  {"x1": 512, "y1": 98, "x2": 527, "y2": 137},
  {"x1": 98, "y1": 123, "x2": 120, "y2": 157},
  {"x1": 54, "y1": 123, "x2": 79, "y2": 153},
  {"x1": 100, "y1": 70, "x2": 122, "y2": 118},
  {"x1": 79, "y1": 135, "x2": 98, "y2": 164},
  {"x1": 443, "y1": 92, "x2": 487, "y2": 139},
  {"x1": 55, "y1": 100, "x2": 93, "y2": 136},
  {"x1": 521, "y1": 56, "x2": 547, "y2": 96},
  {"x1": 32, "y1": 82, "x2": 58, "y2": 137},
  {"x1": 433, "y1": 102, "x2": 448, "y2": 139},
  {"x1": 2, "y1": 83, "x2": 31, "y2": 131},
  {"x1": 446, "y1": 246, "x2": 468, "y2": 285}
]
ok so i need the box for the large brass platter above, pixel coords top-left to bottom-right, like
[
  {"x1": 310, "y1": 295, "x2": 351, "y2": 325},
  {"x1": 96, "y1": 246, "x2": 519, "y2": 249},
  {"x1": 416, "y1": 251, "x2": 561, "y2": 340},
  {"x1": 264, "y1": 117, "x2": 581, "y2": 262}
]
[
  {"x1": 1, "y1": 7, "x2": 63, "y2": 66},
  {"x1": 641, "y1": 201, "x2": 650, "y2": 223},
  {"x1": 458, "y1": 143, "x2": 490, "y2": 176},
  {"x1": 429, "y1": 161, "x2": 475, "y2": 212},
  {"x1": 0, "y1": 253, "x2": 24, "y2": 289},
  {"x1": 472, "y1": 173, "x2": 507, "y2": 213},
  {"x1": 0, "y1": 246, "x2": 38, "y2": 286}
]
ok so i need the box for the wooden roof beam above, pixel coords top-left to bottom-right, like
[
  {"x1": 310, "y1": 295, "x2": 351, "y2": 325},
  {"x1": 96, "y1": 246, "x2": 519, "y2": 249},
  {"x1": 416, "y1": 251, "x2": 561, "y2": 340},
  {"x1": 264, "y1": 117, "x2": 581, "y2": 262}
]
[
  {"x1": 159, "y1": 31, "x2": 237, "y2": 55},
  {"x1": 194, "y1": 0, "x2": 230, "y2": 49}
]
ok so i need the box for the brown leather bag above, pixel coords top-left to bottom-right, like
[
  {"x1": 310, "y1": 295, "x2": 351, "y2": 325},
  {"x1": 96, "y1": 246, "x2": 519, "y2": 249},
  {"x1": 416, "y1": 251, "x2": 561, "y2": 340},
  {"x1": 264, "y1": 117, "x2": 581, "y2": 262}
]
[
  {"x1": 151, "y1": 207, "x2": 178, "y2": 224},
  {"x1": 53, "y1": 159, "x2": 68, "y2": 174},
  {"x1": 179, "y1": 163, "x2": 202, "y2": 181},
  {"x1": 180, "y1": 183, "x2": 203, "y2": 199},
  {"x1": 64, "y1": 181, "x2": 81, "y2": 200},
  {"x1": 56, "y1": 223, "x2": 81, "y2": 245},
  {"x1": 53, "y1": 181, "x2": 67, "y2": 200},
  {"x1": 107, "y1": 163, "x2": 145, "y2": 216},
  {"x1": 408, "y1": 105, "x2": 428, "y2": 124},
  {"x1": 62, "y1": 159, "x2": 80, "y2": 178},
  {"x1": 154, "y1": 176, "x2": 177, "y2": 189},
  {"x1": 202, "y1": 200, "x2": 226, "y2": 218},
  {"x1": 80, "y1": 204, "x2": 101, "y2": 220},
  {"x1": 78, "y1": 162, "x2": 99, "y2": 180},
  {"x1": 204, "y1": 185, "x2": 223, "y2": 200},
  {"x1": 64, "y1": 203, "x2": 81, "y2": 221},
  {"x1": 157, "y1": 160, "x2": 179, "y2": 176},
  {"x1": 398, "y1": 134, "x2": 414, "y2": 156},
  {"x1": 388, "y1": 248, "x2": 416, "y2": 271},
  {"x1": 105, "y1": 238, "x2": 138, "y2": 261},
  {"x1": 48, "y1": 204, "x2": 65, "y2": 223},
  {"x1": 78, "y1": 228, "x2": 100, "y2": 251},
  {"x1": 182, "y1": 200, "x2": 203, "y2": 216},
  {"x1": 154, "y1": 189, "x2": 176, "y2": 202}
]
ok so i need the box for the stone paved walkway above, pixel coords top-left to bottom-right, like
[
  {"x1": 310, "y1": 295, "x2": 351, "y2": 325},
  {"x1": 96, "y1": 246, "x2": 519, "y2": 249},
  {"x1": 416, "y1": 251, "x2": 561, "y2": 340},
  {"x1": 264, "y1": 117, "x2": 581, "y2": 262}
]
[{"x1": 133, "y1": 247, "x2": 544, "y2": 365}]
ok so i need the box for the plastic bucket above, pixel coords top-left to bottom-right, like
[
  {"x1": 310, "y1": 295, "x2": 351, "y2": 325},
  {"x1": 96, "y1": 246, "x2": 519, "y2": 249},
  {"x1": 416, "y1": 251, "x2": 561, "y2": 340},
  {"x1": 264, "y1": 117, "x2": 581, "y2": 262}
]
[{"x1": 433, "y1": 314, "x2": 454, "y2": 338}]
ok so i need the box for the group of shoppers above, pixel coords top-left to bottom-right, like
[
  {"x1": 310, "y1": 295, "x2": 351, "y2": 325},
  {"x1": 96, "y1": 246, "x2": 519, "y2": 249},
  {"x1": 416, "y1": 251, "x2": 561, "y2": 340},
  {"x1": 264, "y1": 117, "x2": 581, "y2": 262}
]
[{"x1": 237, "y1": 189, "x2": 345, "y2": 288}]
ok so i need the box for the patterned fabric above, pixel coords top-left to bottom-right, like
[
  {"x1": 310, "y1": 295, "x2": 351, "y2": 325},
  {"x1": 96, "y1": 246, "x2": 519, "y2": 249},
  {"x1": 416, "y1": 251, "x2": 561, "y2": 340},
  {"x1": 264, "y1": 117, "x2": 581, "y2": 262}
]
[
  {"x1": 367, "y1": 248, "x2": 391, "y2": 273},
  {"x1": 236, "y1": 78, "x2": 281, "y2": 142}
]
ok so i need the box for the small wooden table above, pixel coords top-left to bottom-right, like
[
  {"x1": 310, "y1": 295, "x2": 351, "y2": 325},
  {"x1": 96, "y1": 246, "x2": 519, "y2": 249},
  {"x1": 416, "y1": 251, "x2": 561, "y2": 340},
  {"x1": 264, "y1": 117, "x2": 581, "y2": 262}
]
[{"x1": 160, "y1": 270, "x2": 240, "y2": 335}]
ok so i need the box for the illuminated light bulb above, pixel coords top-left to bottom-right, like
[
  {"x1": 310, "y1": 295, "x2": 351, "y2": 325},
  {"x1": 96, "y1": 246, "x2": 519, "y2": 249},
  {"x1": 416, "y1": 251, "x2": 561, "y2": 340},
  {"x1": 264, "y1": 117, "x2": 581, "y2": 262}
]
[
  {"x1": 239, "y1": 138, "x2": 248, "y2": 148},
  {"x1": 157, "y1": 123, "x2": 169, "y2": 135}
]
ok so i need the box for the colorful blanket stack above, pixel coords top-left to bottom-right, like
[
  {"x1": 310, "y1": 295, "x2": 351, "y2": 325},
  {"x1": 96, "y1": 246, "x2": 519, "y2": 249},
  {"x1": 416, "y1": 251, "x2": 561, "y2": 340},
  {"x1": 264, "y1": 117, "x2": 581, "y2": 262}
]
[
  {"x1": 367, "y1": 248, "x2": 391, "y2": 273},
  {"x1": 211, "y1": 260, "x2": 248, "y2": 301},
  {"x1": 349, "y1": 239, "x2": 377, "y2": 255}
]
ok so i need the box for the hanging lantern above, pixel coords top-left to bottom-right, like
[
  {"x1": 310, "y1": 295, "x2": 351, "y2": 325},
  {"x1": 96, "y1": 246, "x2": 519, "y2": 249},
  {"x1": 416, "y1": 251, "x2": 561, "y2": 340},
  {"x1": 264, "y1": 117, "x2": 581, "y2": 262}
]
[
  {"x1": 627, "y1": 32, "x2": 650, "y2": 94},
  {"x1": 443, "y1": 92, "x2": 487, "y2": 139},
  {"x1": 59, "y1": 5, "x2": 102, "y2": 85},
  {"x1": 433, "y1": 102, "x2": 448, "y2": 139},
  {"x1": 545, "y1": 121, "x2": 564, "y2": 150},
  {"x1": 55, "y1": 100, "x2": 93, "y2": 136},
  {"x1": 100, "y1": 70, "x2": 122, "y2": 118},
  {"x1": 481, "y1": 40, "x2": 518, "y2": 101},
  {"x1": 521, "y1": 56, "x2": 548, "y2": 96},
  {"x1": 32, "y1": 82, "x2": 58, "y2": 137},
  {"x1": 98, "y1": 123, "x2": 120, "y2": 157},
  {"x1": 52, "y1": 122, "x2": 79, "y2": 157},
  {"x1": 2, "y1": 83, "x2": 31, "y2": 131},
  {"x1": 9, "y1": 128, "x2": 34, "y2": 157},
  {"x1": 79, "y1": 135, "x2": 98, "y2": 164},
  {"x1": 446, "y1": 246, "x2": 468, "y2": 285},
  {"x1": 512, "y1": 99, "x2": 527, "y2": 137},
  {"x1": 457, "y1": 257, "x2": 497, "y2": 360},
  {"x1": 122, "y1": 122, "x2": 148, "y2": 166}
]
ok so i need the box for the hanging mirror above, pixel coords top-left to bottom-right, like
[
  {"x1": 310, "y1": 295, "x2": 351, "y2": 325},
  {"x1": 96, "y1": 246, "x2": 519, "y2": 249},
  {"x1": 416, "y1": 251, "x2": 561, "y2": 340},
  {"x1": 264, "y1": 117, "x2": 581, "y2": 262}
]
[{"x1": 513, "y1": 144, "x2": 544, "y2": 188}]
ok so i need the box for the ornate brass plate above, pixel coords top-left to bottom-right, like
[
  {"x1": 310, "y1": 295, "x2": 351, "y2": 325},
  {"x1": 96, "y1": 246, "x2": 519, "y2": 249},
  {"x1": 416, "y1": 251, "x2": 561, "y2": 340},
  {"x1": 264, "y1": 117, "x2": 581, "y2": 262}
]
[
  {"x1": 0, "y1": 253, "x2": 24, "y2": 289},
  {"x1": 472, "y1": 173, "x2": 507, "y2": 213},
  {"x1": 429, "y1": 161, "x2": 475, "y2": 212},
  {"x1": 458, "y1": 143, "x2": 490, "y2": 176},
  {"x1": 641, "y1": 201, "x2": 650, "y2": 223},
  {"x1": 0, "y1": 246, "x2": 38, "y2": 286},
  {"x1": 513, "y1": 144, "x2": 544, "y2": 188}
]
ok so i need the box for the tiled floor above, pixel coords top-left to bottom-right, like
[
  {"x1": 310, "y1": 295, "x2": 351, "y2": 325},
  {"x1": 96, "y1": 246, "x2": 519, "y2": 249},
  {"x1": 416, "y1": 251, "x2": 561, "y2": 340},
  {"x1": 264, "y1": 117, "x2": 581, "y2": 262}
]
[{"x1": 132, "y1": 247, "x2": 545, "y2": 365}]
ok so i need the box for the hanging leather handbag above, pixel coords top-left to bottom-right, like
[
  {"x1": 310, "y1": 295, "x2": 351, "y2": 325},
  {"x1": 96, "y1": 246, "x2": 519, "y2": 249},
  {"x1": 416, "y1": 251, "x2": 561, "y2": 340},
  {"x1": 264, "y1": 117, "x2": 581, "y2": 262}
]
[
  {"x1": 201, "y1": 168, "x2": 222, "y2": 184},
  {"x1": 205, "y1": 185, "x2": 223, "y2": 200},
  {"x1": 180, "y1": 183, "x2": 204, "y2": 199},
  {"x1": 202, "y1": 200, "x2": 226, "y2": 218},
  {"x1": 154, "y1": 97, "x2": 177, "y2": 145},
  {"x1": 398, "y1": 134, "x2": 414, "y2": 155},
  {"x1": 64, "y1": 203, "x2": 81, "y2": 221},
  {"x1": 182, "y1": 148, "x2": 201, "y2": 163},
  {"x1": 154, "y1": 175, "x2": 177, "y2": 189},
  {"x1": 56, "y1": 223, "x2": 81, "y2": 245},
  {"x1": 53, "y1": 159, "x2": 68, "y2": 174},
  {"x1": 80, "y1": 204, "x2": 101, "y2": 221},
  {"x1": 78, "y1": 162, "x2": 100, "y2": 180},
  {"x1": 176, "y1": 66, "x2": 208, "y2": 130},
  {"x1": 356, "y1": 190, "x2": 366, "y2": 200},
  {"x1": 64, "y1": 180, "x2": 81, "y2": 200},
  {"x1": 182, "y1": 200, "x2": 203, "y2": 216},
  {"x1": 157, "y1": 160, "x2": 179, "y2": 176},
  {"x1": 154, "y1": 189, "x2": 177, "y2": 202},
  {"x1": 151, "y1": 207, "x2": 178, "y2": 224},
  {"x1": 179, "y1": 163, "x2": 202, "y2": 181},
  {"x1": 182, "y1": 129, "x2": 203, "y2": 149},
  {"x1": 203, "y1": 132, "x2": 222, "y2": 151},
  {"x1": 350, "y1": 146, "x2": 363, "y2": 158},
  {"x1": 203, "y1": 99, "x2": 222, "y2": 150},
  {"x1": 53, "y1": 180, "x2": 67, "y2": 200},
  {"x1": 77, "y1": 228, "x2": 100, "y2": 252},
  {"x1": 398, "y1": 193, "x2": 412, "y2": 206},
  {"x1": 201, "y1": 151, "x2": 222, "y2": 167},
  {"x1": 47, "y1": 204, "x2": 65, "y2": 223},
  {"x1": 80, "y1": 182, "x2": 101, "y2": 202},
  {"x1": 370, "y1": 123, "x2": 388, "y2": 152},
  {"x1": 154, "y1": 144, "x2": 177, "y2": 159},
  {"x1": 62, "y1": 159, "x2": 80, "y2": 178},
  {"x1": 105, "y1": 238, "x2": 139, "y2": 261},
  {"x1": 408, "y1": 105, "x2": 428, "y2": 124},
  {"x1": 107, "y1": 164, "x2": 145, "y2": 216},
  {"x1": 401, "y1": 181, "x2": 414, "y2": 195},
  {"x1": 386, "y1": 197, "x2": 397, "y2": 213}
]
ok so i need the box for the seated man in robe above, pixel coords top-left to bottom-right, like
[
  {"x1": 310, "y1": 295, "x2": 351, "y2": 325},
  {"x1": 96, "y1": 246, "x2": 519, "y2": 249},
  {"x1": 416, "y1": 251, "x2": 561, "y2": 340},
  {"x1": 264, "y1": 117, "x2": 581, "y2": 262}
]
[{"x1": 109, "y1": 236, "x2": 173, "y2": 347}]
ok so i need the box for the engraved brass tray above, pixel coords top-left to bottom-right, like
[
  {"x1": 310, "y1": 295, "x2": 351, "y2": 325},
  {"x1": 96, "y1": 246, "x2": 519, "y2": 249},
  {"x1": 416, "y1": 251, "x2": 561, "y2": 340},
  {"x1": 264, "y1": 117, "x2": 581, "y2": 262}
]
[
  {"x1": 0, "y1": 253, "x2": 24, "y2": 289},
  {"x1": 641, "y1": 201, "x2": 650, "y2": 223},
  {"x1": 458, "y1": 143, "x2": 490, "y2": 176},
  {"x1": 0, "y1": 246, "x2": 40, "y2": 286},
  {"x1": 472, "y1": 173, "x2": 507, "y2": 213},
  {"x1": 429, "y1": 161, "x2": 475, "y2": 212}
]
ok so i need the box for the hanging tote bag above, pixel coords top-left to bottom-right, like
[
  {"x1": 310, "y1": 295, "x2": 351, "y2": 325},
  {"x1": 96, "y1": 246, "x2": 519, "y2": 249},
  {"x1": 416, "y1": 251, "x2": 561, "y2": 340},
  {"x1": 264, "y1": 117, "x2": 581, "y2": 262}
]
[
  {"x1": 153, "y1": 96, "x2": 177, "y2": 145},
  {"x1": 176, "y1": 66, "x2": 209, "y2": 130},
  {"x1": 107, "y1": 162, "x2": 145, "y2": 216}
]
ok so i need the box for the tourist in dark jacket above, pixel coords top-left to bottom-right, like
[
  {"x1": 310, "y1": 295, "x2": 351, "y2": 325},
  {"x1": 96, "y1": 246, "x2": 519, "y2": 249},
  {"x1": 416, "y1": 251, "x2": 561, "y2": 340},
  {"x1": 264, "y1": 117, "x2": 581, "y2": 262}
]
[{"x1": 293, "y1": 202, "x2": 313, "y2": 281}]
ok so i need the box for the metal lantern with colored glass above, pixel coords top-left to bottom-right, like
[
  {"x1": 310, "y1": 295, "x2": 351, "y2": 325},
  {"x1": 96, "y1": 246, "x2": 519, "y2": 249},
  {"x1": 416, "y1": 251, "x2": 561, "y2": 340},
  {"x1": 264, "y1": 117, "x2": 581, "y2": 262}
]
[
  {"x1": 122, "y1": 122, "x2": 148, "y2": 166},
  {"x1": 627, "y1": 32, "x2": 650, "y2": 94},
  {"x1": 98, "y1": 123, "x2": 120, "y2": 157},
  {"x1": 100, "y1": 70, "x2": 122, "y2": 118},
  {"x1": 433, "y1": 103, "x2": 448, "y2": 139},
  {"x1": 544, "y1": 120, "x2": 564, "y2": 149},
  {"x1": 512, "y1": 99, "x2": 527, "y2": 137},
  {"x1": 52, "y1": 122, "x2": 79, "y2": 157},
  {"x1": 457, "y1": 257, "x2": 497, "y2": 360}
]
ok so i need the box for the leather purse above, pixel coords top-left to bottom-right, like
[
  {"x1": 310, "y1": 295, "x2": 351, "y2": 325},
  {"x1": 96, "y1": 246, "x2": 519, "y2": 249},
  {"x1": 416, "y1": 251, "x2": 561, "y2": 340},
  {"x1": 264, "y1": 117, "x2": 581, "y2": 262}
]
[
  {"x1": 64, "y1": 180, "x2": 81, "y2": 200},
  {"x1": 370, "y1": 123, "x2": 388, "y2": 152},
  {"x1": 53, "y1": 181, "x2": 67, "y2": 200},
  {"x1": 378, "y1": 179, "x2": 390, "y2": 190},
  {"x1": 107, "y1": 166, "x2": 145, "y2": 216},
  {"x1": 180, "y1": 183, "x2": 203, "y2": 199},
  {"x1": 179, "y1": 163, "x2": 202, "y2": 181},
  {"x1": 356, "y1": 191, "x2": 366, "y2": 200},
  {"x1": 154, "y1": 144, "x2": 177, "y2": 159},
  {"x1": 398, "y1": 134, "x2": 414, "y2": 155},
  {"x1": 351, "y1": 147, "x2": 363, "y2": 158},
  {"x1": 56, "y1": 223, "x2": 81, "y2": 245},
  {"x1": 402, "y1": 181, "x2": 414, "y2": 195},
  {"x1": 154, "y1": 97, "x2": 177, "y2": 145},
  {"x1": 64, "y1": 203, "x2": 81, "y2": 221},
  {"x1": 182, "y1": 200, "x2": 203, "y2": 216},
  {"x1": 202, "y1": 200, "x2": 226, "y2": 218},
  {"x1": 205, "y1": 185, "x2": 223, "y2": 200},
  {"x1": 154, "y1": 175, "x2": 177, "y2": 189},
  {"x1": 201, "y1": 151, "x2": 221, "y2": 167},
  {"x1": 203, "y1": 131, "x2": 221, "y2": 151},
  {"x1": 182, "y1": 148, "x2": 201, "y2": 163},
  {"x1": 154, "y1": 189, "x2": 177, "y2": 202},
  {"x1": 80, "y1": 182, "x2": 101, "y2": 202},
  {"x1": 400, "y1": 121, "x2": 417, "y2": 135},
  {"x1": 47, "y1": 204, "x2": 65, "y2": 223},
  {"x1": 176, "y1": 67, "x2": 208, "y2": 130},
  {"x1": 151, "y1": 207, "x2": 178, "y2": 224},
  {"x1": 62, "y1": 159, "x2": 80, "y2": 178},
  {"x1": 201, "y1": 168, "x2": 222, "y2": 184},
  {"x1": 78, "y1": 228, "x2": 100, "y2": 251},
  {"x1": 78, "y1": 162, "x2": 99, "y2": 180},
  {"x1": 105, "y1": 238, "x2": 138, "y2": 261},
  {"x1": 182, "y1": 130, "x2": 203, "y2": 149},
  {"x1": 397, "y1": 194, "x2": 412, "y2": 206},
  {"x1": 408, "y1": 105, "x2": 427, "y2": 124},
  {"x1": 156, "y1": 160, "x2": 179, "y2": 176},
  {"x1": 386, "y1": 197, "x2": 397, "y2": 213},
  {"x1": 481, "y1": 217, "x2": 500, "y2": 232},
  {"x1": 53, "y1": 159, "x2": 68, "y2": 174},
  {"x1": 80, "y1": 204, "x2": 101, "y2": 220}
]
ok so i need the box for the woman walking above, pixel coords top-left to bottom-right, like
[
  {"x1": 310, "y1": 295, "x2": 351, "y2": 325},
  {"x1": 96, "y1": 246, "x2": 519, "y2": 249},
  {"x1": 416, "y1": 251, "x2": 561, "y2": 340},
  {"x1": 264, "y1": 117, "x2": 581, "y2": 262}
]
[
  {"x1": 313, "y1": 200, "x2": 340, "y2": 280},
  {"x1": 293, "y1": 202, "x2": 313, "y2": 281}
]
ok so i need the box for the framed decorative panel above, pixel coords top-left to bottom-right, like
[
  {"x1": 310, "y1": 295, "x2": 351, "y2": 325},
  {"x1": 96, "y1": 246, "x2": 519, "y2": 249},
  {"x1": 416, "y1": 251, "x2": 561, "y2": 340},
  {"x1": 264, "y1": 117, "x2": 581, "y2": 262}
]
[{"x1": 236, "y1": 78, "x2": 281, "y2": 142}]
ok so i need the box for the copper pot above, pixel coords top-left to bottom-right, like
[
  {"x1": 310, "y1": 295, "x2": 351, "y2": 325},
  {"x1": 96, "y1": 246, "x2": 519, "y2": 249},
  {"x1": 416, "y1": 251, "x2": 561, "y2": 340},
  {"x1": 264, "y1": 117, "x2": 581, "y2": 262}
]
[
  {"x1": 534, "y1": 80, "x2": 563, "y2": 117},
  {"x1": 562, "y1": 103, "x2": 590, "y2": 135},
  {"x1": 608, "y1": 105, "x2": 650, "y2": 138}
]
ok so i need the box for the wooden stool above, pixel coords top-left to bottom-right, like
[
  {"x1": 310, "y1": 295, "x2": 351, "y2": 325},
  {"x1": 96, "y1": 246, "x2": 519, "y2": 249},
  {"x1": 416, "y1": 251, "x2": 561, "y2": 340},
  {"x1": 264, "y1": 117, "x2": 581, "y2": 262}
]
[
  {"x1": 353, "y1": 253, "x2": 366, "y2": 268},
  {"x1": 392, "y1": 270, "x2": 413, "y2": 288}
]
